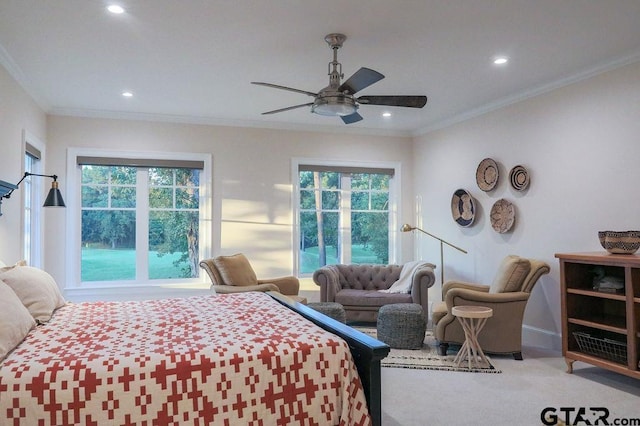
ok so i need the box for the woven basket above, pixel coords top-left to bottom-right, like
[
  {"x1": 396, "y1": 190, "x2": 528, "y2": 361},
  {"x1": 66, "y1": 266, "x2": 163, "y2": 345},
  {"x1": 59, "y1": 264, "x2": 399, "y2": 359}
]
[
  {"x1": 377, "y1": 303, "x2": 426, "y2": 349},
  {"x1": 307, "y1": 302, "x2": 346, "y2": 323}
]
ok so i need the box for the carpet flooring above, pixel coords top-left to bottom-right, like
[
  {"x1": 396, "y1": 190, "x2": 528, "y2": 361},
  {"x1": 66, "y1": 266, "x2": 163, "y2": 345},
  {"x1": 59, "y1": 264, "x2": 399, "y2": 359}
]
[{"x1": 379, "y1": 344, "x2": 640, "y2": 426}]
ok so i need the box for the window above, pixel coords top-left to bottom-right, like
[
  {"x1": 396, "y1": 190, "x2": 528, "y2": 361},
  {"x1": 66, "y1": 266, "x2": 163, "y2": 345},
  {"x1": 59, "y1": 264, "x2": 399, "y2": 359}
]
[
  {"x1": 296, "y1": 162, "x2": 398, "y2": 275},
  {"x1": 68, "y1": 151, "x2": 211, "y2": 287},
  {"x1": 23, "y1": 141, "x2": 43, "y2": 267},
  {"x1": 81, "y1": 165, "x2": 137, "y2": 281}
]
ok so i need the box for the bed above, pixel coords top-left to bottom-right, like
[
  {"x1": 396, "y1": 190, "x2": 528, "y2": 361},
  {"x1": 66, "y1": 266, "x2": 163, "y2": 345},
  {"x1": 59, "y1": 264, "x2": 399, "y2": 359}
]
[{"x1": 0, "y1": 267, "x2": 389, "y2": 426}]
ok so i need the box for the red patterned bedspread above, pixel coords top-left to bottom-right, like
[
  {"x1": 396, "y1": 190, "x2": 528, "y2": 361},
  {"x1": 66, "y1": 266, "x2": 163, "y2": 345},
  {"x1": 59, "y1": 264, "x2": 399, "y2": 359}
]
[{"x1": 0, "y1": 292, "x2": 371, "y2": 425}]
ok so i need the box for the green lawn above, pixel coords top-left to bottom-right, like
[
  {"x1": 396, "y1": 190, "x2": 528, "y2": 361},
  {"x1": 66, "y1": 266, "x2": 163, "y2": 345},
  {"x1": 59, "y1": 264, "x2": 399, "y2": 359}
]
[
  {"x1": 83, "y1": 245, "x2": 381, "y2": 279},
  {"x1": 81, "y1": 248, "x2": 188, "y2": 281},
  {"x1": 300, "y1": 245, "x2": 381, "y2": 273}
]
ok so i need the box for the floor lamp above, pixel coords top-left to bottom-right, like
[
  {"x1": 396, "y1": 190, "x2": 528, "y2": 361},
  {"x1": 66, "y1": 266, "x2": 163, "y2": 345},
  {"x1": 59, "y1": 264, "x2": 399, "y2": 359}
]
[{"x1": 400, "y1": 224, "x2": 467, "y2": 286}]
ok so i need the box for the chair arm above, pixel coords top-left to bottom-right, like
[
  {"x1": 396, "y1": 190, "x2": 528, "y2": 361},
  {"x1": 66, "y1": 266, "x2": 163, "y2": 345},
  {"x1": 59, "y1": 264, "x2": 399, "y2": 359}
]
[
  {"x1": 436, "y1": 288, "x2": 531, "y2": 339},
  {"x1": 410, "y1": 264, "x2": 436, "y2": 308},
  {"x1": 200, "y1": 259, "x2": 223, "y2": 285},
  {"x1": 257, "y1": 276, "x2": 299, "y2": 296},
  {"x1": 446, "y1": 288, "x2": 530, "y2": 308},
  {"x1": 413, "y1": 263, "x2": 437, "y2": 290},
  {"x1": 312, "y1": 265, "x2": 341, "y2": 302},
  {"x1": 213, "y1": 283, "x2": 280, "y2": 294},
  {"x1": 442, "y1": 280, "x2": 490, "y2": 296}
]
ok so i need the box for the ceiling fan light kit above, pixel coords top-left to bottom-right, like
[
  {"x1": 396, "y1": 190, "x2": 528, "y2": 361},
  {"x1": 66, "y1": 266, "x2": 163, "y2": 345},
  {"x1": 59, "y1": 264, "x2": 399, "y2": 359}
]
[
  {"x1": 252, "y1": 33, "x2": 427, "y2": 124},
  {"x1": 311, "y1": 95, "x2": 357, "y2": 117}
]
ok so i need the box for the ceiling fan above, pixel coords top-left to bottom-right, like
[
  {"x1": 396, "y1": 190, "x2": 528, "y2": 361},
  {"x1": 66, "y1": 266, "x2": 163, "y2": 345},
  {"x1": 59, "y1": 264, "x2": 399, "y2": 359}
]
[{"x1": 252, "y1": 33, "x2": 427, "y2": 124}]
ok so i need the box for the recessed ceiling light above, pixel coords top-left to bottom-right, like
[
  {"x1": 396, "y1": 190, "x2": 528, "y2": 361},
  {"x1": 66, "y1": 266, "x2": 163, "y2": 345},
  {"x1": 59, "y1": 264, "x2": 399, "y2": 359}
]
[
  {"x1": 493, "y1": 56, "x2": 509, "y2": 65},
  {"x1": 107, "y1": 5, "x2": 125, "y2": 14},
  {"x1": 382, "y1": 112, "x2": 392, "y2": 118},
  {"x1": 122, "y1": 91, "x2": 133, "y2": 98}
]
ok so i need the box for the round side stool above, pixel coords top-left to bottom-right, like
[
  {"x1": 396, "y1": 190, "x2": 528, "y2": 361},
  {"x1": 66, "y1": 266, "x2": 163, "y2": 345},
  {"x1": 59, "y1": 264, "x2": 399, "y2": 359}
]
[
  {"x1": 451, "y1": 305, "x2": 493, "y2": 369},
  {"x1": 376, "y1": 303, "x2": 426, "y2": 349},
  {"x1": 307, "y1": 302, "x2": 346, "y2": 323}
]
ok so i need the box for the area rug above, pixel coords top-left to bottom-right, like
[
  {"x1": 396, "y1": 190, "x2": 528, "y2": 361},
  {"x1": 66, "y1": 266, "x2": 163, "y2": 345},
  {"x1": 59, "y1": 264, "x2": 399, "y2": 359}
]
[{"x1": 355, "y1": 327, "x2": 501, "y2": 373}]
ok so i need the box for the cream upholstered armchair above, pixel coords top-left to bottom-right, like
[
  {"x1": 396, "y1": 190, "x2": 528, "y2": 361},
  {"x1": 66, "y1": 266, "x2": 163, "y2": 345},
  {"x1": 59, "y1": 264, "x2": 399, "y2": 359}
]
[
  {"x1": 432, "y1": 255, "x2": 550, "y2": 360},
  {"x1": 199, "y1": 253, "x2": 307, "y2": 304},
  {"x1": 313, "y1": 262, "x2": 436, "y2": 323}
]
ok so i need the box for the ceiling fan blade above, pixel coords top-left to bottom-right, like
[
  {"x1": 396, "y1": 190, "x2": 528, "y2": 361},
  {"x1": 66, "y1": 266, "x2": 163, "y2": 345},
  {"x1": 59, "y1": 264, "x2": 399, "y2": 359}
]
[
  {"x1": 338, "y1": 67, "x2": 385, "y2": 95},
  {"x1": 341, "y1": 112, "x2": 363, "y2": 124},
  {"x1": 357, "y1": 95, "x2": 427, "y2": 108},
  {"x1": 261, "y1": 102, "x2": 314, "y2": 115},
  {"x1": 252, "y1": 82, "x2": 317, "y2": 97}
]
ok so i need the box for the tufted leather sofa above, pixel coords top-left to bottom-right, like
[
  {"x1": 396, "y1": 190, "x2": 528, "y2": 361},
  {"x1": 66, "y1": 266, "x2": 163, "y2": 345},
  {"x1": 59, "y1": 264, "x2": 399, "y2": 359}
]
[{"x1": 312, "y1": 263, "x2": 436, "y2": 323}]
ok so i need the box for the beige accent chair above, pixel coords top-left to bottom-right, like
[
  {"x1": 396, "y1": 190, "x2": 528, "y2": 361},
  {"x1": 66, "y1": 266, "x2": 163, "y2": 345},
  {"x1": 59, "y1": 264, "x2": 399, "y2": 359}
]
[
  {"x1": 199, "y1": 253, "x2": 307, "y2": 304},
  {"x1": 432, "y1": 255, "x2": 550, "y2": 360},
  {"x1": 313, "y1": 263, "x2": 436, "y2": 323}
]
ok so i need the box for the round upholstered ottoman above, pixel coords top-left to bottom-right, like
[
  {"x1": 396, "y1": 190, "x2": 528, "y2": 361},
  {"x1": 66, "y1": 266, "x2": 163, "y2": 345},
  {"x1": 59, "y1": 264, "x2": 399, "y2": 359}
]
[
  {"x1": 307, "y1": 302, "x2": 347, "y2": 323},
  {"x1": 377, "y1": 303, "x2": 426, "y2": 349}
]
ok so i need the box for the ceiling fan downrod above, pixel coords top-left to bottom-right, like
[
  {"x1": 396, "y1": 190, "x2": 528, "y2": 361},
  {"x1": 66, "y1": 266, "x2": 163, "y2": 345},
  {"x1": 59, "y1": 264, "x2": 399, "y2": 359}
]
[{"x1": 325, "y1": 33, "x2": 346, "y2": 87}]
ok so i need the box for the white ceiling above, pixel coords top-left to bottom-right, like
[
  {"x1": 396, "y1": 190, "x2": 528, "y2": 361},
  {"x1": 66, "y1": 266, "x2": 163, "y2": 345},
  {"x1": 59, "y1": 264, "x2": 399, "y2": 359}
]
[{"x1": 1, "y1": 0, "x2": 640, "y2": 136}]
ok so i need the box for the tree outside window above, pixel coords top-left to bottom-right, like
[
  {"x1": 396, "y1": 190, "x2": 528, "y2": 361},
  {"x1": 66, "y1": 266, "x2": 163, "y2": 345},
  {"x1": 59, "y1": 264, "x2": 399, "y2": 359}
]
[
  {"x1": 81, "y1": 165, "x2": 200, "y2": 282},
  {"x1": 299, "y1": 169, "x2": 391, "y2": 274}
]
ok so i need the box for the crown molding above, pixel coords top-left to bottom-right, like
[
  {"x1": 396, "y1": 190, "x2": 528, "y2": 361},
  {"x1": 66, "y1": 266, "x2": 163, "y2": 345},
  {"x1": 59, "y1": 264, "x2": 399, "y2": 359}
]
[
  {"x1": 0, "y1": 43, "x2": 50, "y2": 111},
  {"x1": 413, "y1": 49, "x2": 640, "y2": 137},
  {"x1": 49, "y1": 107, "x2": 414, "y2": 138}
]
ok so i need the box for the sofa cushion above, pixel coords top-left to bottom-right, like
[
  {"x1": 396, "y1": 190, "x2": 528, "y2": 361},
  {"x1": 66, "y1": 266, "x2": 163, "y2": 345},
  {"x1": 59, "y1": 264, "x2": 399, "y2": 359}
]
[
  {"x1": 335, "y1": 264, "x2": 402, "y2": 291},
  {"x1": 212, "y1": 254, "x2": 258, "y2": 286},
  {"x1": 335, "y1": 289, "x2": 412, "y2": 307},
  {"x1": 490, "y1": 255, "x2": 531, "y2": 293}
]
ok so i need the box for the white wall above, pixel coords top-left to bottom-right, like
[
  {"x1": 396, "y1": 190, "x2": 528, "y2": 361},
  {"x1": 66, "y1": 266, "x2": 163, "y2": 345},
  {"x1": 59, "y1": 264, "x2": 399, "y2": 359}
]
[
  {"x1": 413, "y1": 60, "x2": 640, "y2": 350},
  {"x1": 0, "y1": 65, "x2": 47, "y2": 264},
  {"x1": 5, "y1": 58, "x2": 640, "y2": 351},
  {"x1": 45, "y1": 116, "x2": 416, "y2": 297}
]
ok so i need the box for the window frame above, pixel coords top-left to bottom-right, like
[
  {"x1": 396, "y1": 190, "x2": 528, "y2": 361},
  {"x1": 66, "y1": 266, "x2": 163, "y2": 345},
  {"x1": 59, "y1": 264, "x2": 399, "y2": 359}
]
[
  {"x1": 292, "y1": 158, "x2": 401, "y2": 277},
  {"x1": 22, "y1": 131, "x2": 45, "y2": 268},
  {"x1": 66, "y1": 148, "x2": 213, "y2": 294}
]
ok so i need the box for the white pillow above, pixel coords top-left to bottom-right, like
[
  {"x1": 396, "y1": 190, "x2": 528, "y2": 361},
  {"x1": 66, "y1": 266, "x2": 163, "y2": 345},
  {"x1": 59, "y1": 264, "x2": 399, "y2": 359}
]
[
  {"x1": 0, "y1": 264, "x2": 66, "y2": 323},
  {"x1": 0, "y1": 260, "x2": 6, "y2": 267},
  {"x1": 0, "y1": 280, "x2": 36, "y2": 360}
]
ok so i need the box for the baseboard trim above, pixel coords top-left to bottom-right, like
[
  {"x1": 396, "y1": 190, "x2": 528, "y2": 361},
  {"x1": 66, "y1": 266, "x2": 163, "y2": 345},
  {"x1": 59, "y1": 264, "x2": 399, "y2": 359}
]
[{"x1": 522, "y1": 324, "x2": 562, "y2": 352}]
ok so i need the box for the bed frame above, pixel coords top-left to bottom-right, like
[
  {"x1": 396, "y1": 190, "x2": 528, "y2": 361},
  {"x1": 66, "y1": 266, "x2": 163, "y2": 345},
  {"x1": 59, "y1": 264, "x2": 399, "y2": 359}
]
[{"x1": 269, "y1": 292, "x2": 390, "y2": 426}]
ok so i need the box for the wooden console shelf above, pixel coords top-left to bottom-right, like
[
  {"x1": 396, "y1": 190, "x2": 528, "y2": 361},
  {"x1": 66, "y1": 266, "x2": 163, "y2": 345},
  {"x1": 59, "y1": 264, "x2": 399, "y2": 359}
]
[{"x1": 556, "y1": 252, "x2": 640, "y2": 380}]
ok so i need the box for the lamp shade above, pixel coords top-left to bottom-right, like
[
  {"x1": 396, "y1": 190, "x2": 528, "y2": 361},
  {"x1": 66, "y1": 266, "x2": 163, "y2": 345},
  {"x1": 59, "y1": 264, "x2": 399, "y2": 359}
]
[{"x1": 43, "y1": 181, "x2": 65, "y2": 207}]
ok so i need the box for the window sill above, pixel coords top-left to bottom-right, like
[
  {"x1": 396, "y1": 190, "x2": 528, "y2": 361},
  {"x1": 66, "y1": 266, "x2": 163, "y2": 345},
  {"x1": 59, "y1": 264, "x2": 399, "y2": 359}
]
[{"x1": 63, "y1": 282, "x2": 212, "y2": 302}]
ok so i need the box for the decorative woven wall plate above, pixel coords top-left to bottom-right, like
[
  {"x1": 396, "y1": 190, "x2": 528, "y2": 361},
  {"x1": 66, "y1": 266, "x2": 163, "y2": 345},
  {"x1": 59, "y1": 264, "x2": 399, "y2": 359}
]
[
  {"x1": 451, "y1": 188, "x2": 476, "y2": 227},
  {"x1": 509, "y1": 165, "x2": 530, "y2": 191},
  {"x1": 490, "y1": 199, "x2": 515, "y2": 233},
  {"x1": 476, "y1": 158, "x2": 499, "y2": 191}
]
